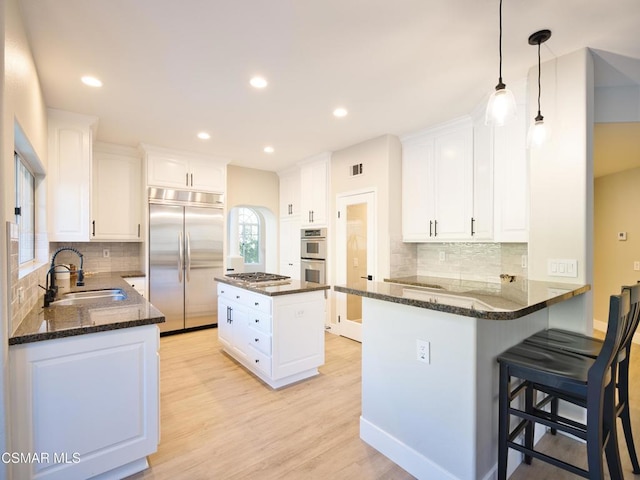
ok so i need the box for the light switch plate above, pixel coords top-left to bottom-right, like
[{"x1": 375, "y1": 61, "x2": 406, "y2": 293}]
[
  {"x1": 547, "y1": 259, "x2": 578, "y2": 278},
  {"x1": 618, "y1": 232, "x2": 627, "y2": 241}
]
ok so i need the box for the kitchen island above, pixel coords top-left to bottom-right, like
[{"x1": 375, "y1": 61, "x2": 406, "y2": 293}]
[
  {"x1": 8, "y1": 272, "x2": 164, "y2": 480},
  {"x1": 335, "y1": 276, "x2": 590, "y2": 480},
  {"x1": 215, "y1": 276, "x2": 330, "y2": 389}
]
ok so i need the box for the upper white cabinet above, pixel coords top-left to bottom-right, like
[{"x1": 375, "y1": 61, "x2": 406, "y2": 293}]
[
  {"x1": 92, "y1": 142, "x2": 142, "y2": 241},
  {"x1": 143, "y1": 144, "x2": 228, "y2": 193},
  {"x1": 493, "y1": 81, "x2": 529, "y2": 242},
  {"x1": 278, "y1": 168, "x2": 301, "y2": 217},
  {"x1": 47, "y1": 109, "x2": 98, "y2": 242},
  {"x1": 402, "y1": 117, "x2": 474, "y2": 242},
  {"x1": 299, "y1": 153, "x2": 330, "y2": 227}
]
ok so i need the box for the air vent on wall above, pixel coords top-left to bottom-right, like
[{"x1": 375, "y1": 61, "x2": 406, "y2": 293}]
[{"x1": 349, "y1": 163, "x2": 363, "y2": 177}]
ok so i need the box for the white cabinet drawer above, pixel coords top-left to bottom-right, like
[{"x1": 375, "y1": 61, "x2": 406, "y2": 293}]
[
  {"x1": 244, "y1": 291, "x2": 271, "y2": 314},
  {"x1": 248, "y1": 328, "x2": 272, "y2": 356},
  {"x1": 249, "y1": 348, "x2": 271, "y2": 377},
  {"x1": 248, "y1": 310, "x2": 272, "y2": 334}
]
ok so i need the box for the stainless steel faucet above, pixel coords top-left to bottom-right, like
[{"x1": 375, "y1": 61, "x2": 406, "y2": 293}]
[{"x1": 42, "y1": 247, "x2": 85, "y2": 307}]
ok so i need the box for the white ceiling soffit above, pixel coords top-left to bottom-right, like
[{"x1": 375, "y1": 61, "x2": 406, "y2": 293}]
[{"x1": 17, "y1": 0, "x2": 640, "y2": 172}]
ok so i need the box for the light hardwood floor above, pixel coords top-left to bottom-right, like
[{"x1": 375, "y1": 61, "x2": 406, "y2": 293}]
[{"x1": 128, "y1": 329, "x2": 640, "y2": 480}]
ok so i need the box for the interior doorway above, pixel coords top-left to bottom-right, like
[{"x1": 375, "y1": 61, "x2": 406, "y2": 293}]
[{"x1": 336, "y1": 190, "x2": 376, "y2": 342}]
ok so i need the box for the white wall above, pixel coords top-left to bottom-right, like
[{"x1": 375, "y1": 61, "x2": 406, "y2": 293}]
[
  {"x1": 527, "y1": 48, "x2": 594, "y2": 329},
  {"x1": 2, "y1": 0, "x2": 49, "y2": 470},
  {"x1": 330, "y1": 134, "x2": 402, "y2": 282}
]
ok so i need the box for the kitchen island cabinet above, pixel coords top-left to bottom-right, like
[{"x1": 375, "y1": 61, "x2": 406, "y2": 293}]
[
  {"x1": 216, "y1": 279, "x2": 330, "y2": 389},
  {"x1": 335, "y1": 277, "x2": 590, "y2": 480}
]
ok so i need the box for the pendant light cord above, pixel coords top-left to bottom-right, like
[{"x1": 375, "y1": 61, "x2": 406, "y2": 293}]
[{"x1": 537, "y1": 40, "x2": 542, "y2": 117}]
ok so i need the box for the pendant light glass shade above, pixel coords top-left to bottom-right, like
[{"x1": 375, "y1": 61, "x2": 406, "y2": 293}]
[
  {"x1": 527, "y1": 114, "x2": 548, "y2": 148},
  {"x1": 526, "y1": 29, "x2": 551, "y2": 148},
  {"x1": 486, "y1": 85, "x2": 517, "y2": 126},
  {"x1": 485, "y1": 0, "x2": 516, "y2": 126}
]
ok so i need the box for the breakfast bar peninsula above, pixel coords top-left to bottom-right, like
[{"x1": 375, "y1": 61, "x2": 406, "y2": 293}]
[{"x1": 334, "y1": 276, "x2": 590, "y2": 480}]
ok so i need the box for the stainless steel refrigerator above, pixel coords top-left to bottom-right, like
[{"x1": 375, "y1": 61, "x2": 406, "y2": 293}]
[{"x1": 148, "y1": 188, "x2": 224, "y2": 334}]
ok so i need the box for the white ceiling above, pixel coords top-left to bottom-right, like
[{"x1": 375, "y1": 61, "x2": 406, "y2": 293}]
[{"x1": 18, "y1": 0, "x2": 640, "y2": 173}]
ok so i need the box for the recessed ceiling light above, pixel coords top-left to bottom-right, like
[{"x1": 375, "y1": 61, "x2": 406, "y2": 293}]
[
  {"x1": 197, "y1": 132, "x2": 211, "y2": 140},
  {"x1": 250, "y1": 76, "x2": 268, "y2": 89},
  {"x1": 333, "y1": 107, "x2": 348, "y2": 118},
  {"x1": 264, "y1": 146, "x2": 275, "y2": 154},
  {"x1": 81, "y1": 76, "x2": 102, "y2": 87}
]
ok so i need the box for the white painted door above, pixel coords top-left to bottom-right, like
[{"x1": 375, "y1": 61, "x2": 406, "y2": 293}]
[{"x1": 336, "y1": 191, "x2": 376, "y2": 342}]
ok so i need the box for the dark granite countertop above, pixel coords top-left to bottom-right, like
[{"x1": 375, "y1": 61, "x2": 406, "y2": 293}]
[
  {"x1": 215, "y1": 276, "x2": 330, "y2": 297},
  {"x1": 334, "y1": 275, "x2": 590, "y2": 320},
  {"x1": 9, "y1": 272, "x2": 164, "y2": 345}
]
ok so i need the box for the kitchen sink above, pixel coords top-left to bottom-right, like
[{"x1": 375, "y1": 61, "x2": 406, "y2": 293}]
[
  {"x1": 403, "y1": 288, "x2": 502, "y2": 312},
  {"x1": 50, "y1": 289, "x2": 126, "y2": 306}
]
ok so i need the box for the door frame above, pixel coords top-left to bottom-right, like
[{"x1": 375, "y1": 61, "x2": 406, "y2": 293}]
[{"x1": 335, "y1": 189, "x2": 377, "y2": 342}]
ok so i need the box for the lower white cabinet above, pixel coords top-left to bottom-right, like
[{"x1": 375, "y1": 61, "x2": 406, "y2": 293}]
[
  {"x1": 124, "y1": 276, "x2": 147, "y2": 297},
  {"x1": 9, "y1": 325, "x2": 160, "y2": 480},
  {"x1": 217, "y1": 283, "x2": 325, "y2": 389}
]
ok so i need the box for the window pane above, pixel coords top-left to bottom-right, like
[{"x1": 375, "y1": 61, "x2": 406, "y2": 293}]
[
  {"x1": 237, "y1": 207, "x2": 260, "y2": 264},
  {"x1": 15, "y1": 153, "x2": 35, "y2": 264}
]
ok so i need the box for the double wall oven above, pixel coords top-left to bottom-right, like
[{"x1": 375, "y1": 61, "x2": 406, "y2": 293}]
[{"x1": 301, "y1": 228, "x2": 326, "y2": 284}]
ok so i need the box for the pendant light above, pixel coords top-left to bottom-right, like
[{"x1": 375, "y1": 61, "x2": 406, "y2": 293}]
[
  {"x1": 485, "y1": 0, "x2": 517, "y2": 126},
  {"x1": 527, "y1": 29, "x2": 552, "y2": 148}
]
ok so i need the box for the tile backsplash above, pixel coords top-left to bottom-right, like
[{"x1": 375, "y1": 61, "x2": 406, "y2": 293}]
[
  {"x1": 416, "y1": 242, "x2": 528, "y2": 283},
  {"x1": 49, "y1": 242, "x2": 143, "y2": 274}
]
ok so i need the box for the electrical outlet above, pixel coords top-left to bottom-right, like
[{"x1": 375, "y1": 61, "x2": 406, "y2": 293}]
[
  {"x1": 18, "y1": 287, "x2": 24, "y2": 304},
  {"x1": 439, "y1": 251, "x2": 446, "y2": 262},
  {"x1": 416, "y1": 339, "x2": 430, "y2": 364},
  {"x1": 521, "y1": 255, "x2": 528, "y2": 269},
  {"x1": 103, "y1": 249, "x2": 110, "y2": 258},
  {"x1": 618, "y1": 232, "x2": 628, "y2": 241},
  {"x1": 634, "y1": 261, "x2": 640, "y2": 271}
]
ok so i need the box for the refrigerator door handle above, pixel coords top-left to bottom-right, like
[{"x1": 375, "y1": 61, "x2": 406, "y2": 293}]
[
  {"x1": 178, "y1": 231, "x2": 184, "y2": 283},
  {"x1": 186, "y1": 232, "x2": 192, "y2": 282}
]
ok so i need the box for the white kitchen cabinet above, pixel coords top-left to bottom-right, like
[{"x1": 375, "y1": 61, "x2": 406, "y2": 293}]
[
  {"x1": 471, "y1": 111, "x2": 494, "y2": 240},
  {"x1": 493, "y1": 82, "x2": 529, "y2": 243},
  {"x1": 9, "y1": 325, "x2": 160, "y2": 480},
  {"x1": 217, "y1": 287, "x2": 250, "y2": 362},
  {"x1": 401, "y1": 117, "x2": 474, "y2": 242},
  {"x1": 143, "y1": 144, "x2": 228, "y2": 193},
  {"x1": 47, "y1": 109, "x2": 98, "y2": 242},
  {"x1": 299, "y1": 153, "x2": 330, "y2": 226},
  {"x1": 216, "y1": 283, "x2": 325, "y2": 389},
  {"x1": 279, "y1": 216, "x2": 301, "y2": 280},
  {"x1": 92, "y1": 143, "x2": 142, "y2": 241},
  {"x1": 124, "y1": 276, "x2": 146, "y2": 297},
  {"x1": 278, "y1": 168, "x2": 301, "y2": 217}
]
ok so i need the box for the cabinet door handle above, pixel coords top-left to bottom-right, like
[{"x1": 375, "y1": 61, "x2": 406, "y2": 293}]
[
  {"x1": 190, "y1": 173, "x2": 193, "y2": 186},
  {"x1": 255, "y1": 359, "x2": 260, "y2": 363},
  {"x1": 254, "y1": 302, "x2": 259, "y2": 307},
  {"x1": 254, "y1": 338, "x2": 259, "y2": 343},
  {"x1": 308, "y1": 211, "x2": 311, "y2": 223},
  {"x1": 429, "y1": 220, "x2": 433, "y2": 237},
  {"x1": 92, "y1": 220, "x2": 96, "y2": 236},
  {"x1": 471, "y1": 217, "x2": 475, "y2": 236},
  {"x1": 186, "y1": 173, "x2": 189, "y2": 187},
  {"x1": 138, "y1": 223, "x2": 141, "y2": 238},
  {"x1": 255, "y1": 318, "x2": 260, "y2": 324},
  {"x1": 434, "y1": 220, "x2": 438, "y2": 237},
  {"x1": 311, "y1": 210, "x2": 314, "y2": 222}
]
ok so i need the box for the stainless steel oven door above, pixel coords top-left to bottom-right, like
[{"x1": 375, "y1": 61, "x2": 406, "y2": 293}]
[
  {"x1": 301, "y1": 259, "x2": 326, "y2": 284},
  {"x1": 300, "y1": 238, "x2": 327, "y2": 260}
]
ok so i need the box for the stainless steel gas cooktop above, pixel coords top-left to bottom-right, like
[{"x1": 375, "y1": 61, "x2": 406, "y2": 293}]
[{"x1": 225, "y1": 272, "x2": 291, "y2": 286}]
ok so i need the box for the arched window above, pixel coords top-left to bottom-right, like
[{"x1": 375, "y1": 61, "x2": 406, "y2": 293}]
[{"x1": 238, "y1": 207, "x2": 260, "y2": 264}]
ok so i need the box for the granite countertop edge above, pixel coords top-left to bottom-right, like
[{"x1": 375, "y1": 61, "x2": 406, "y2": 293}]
[
  {"x1": 215, "y1": 277, "x2": 330, "y2": 296},
  {"x1": 9, "y1": 272, "x2": 164, "y2": 346},
  {"x1": 334, "y1": 281, "x2": 591, "y2": 321}
]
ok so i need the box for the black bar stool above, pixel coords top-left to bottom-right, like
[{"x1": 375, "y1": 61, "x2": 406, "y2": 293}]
[
  {"x1": 497, "y1": 289, "x2": 632, "y2": 479},
  {"x1": 523, "y1": 283, "x2": 640, "y2": 473}
]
